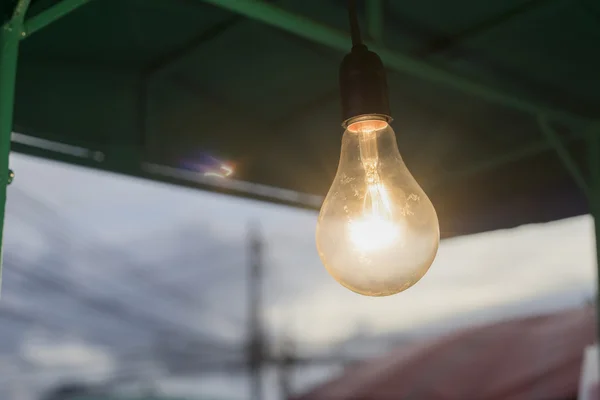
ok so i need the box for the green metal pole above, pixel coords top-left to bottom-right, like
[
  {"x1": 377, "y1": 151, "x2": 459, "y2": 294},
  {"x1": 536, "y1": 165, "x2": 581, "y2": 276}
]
[
  {"x1": 0, "y1": 0, "x2": 30, "y2": 296},
  {"x1": 588, "y1": 126, "x2": 600, "y2": 350}
]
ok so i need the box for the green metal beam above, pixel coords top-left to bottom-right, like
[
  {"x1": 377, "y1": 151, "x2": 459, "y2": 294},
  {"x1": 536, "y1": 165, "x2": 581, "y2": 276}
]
[
  {"x1": 11, "y1": 141, "x2": 323, "y2": 211},
  {"x1": 416, "y1": 0, "x2": 551, "y2": 56},
  {"x1": 538, "y1": 115, "x2": 590, "y2": 197},
  {"x1": 589, "y1": 125, "x2": 600, "y2": 193},
  {"x1": 428, "y1": 128, "x2": 587, "y2": 193},
  {"x1": 145, "y1": 15, "x2": 242, "y2": 77},
  {"x1": 22, "y1": 0, "x2": 92, "y2": 38},
  {"x1": 0, "y1": 0, "x2": 31, "y2": 296},
  {"x1": 586, "y1": 124, "x2": 600, "y2": 364},
  {"x1": 200, "y1": 0, "x2": 589, "y2": 126},
  {"x1": 366, "y1": 0, "x2": 384, "y2": 43},
  {"x1": 11, "y1": 0, "x2": 31, "y2": 22}
]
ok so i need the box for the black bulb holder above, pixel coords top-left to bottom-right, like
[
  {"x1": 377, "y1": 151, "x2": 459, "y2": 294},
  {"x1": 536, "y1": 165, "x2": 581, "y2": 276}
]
[{"x1": 339, "y1": 44, "x2": 392, "y2": 128}]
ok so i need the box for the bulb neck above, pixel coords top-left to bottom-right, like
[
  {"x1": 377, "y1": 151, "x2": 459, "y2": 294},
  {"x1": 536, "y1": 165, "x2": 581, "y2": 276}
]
[
  {"x1": 346, "y1": 114, "x2": 390, "y2": 133},
  {"x1": 339, "y1": 45, "x2": 392, "y2": 128}
]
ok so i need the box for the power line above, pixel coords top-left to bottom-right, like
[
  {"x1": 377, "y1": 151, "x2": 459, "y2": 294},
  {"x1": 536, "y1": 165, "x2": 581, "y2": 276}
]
[
  {"x1": 8, "y1": 185, "x2": 243, "y2": 329},
  {"x1": 4, "y1": 189, "x2": 239, "y2": 353},
  {"x1": 2, "y1": 185, "x2": 359, "y2": 398}
]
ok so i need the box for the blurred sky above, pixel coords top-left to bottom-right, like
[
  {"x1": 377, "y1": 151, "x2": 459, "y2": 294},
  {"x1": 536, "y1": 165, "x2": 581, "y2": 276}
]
[{"x1": 0, "y1": 153, "x2": 596, "y2": 400}]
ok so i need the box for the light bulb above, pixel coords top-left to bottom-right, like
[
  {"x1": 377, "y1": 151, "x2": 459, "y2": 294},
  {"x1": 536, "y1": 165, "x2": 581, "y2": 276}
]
[{"x1": 316, "y1": 116, "x2": 439, "y2": 297}]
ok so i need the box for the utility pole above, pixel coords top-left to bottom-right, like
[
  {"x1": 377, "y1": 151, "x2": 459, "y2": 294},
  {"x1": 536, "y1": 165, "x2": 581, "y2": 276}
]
[
  {"x1": 247, "y1": 223, "x2": 264, "y2": 400},
  {"x1": 277, "y1": 334, "x2": 295, "y2": 400}
]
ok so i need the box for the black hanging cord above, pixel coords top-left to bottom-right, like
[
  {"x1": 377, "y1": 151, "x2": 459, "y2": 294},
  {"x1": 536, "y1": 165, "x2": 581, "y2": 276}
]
[
  {"x1": 347, "y1": 0, "x2": 363, "y2": 47},
  {"x1": 340, "y1": 0, "x2": 391, "y2": 124}
]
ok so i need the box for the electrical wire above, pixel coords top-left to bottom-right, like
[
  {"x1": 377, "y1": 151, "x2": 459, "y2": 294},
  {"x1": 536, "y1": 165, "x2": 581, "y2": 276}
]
[
  {"x1": 347, "y1": 0, "x2": 363, "y2": 47},
  {"x1": 3, "y1": 188, "x2": 239, "y2": 352},
  {"x1": 0, "y1": 189, "x2": 255, "y2": 386},
  {"x1": 8, "y1": 185, "x2": 243, "y2": 329},
  {"x1": 0, "y1": 184, "x2": 356, "y2": 389}
]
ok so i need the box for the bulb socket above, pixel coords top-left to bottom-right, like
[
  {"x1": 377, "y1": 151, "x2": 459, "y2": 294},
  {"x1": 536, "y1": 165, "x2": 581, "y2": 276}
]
[{"x1": 339, "y1": 45, "x2": 392, "y2": 128}]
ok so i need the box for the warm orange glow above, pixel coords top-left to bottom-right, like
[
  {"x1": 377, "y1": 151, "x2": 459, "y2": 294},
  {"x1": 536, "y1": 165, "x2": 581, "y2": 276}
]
[
  {"x1": 316, "y1": 120, "x2": 439, "y2": 297},
  {"x1": 347, "y1": 119, "x2": 388, "y2": 133}
]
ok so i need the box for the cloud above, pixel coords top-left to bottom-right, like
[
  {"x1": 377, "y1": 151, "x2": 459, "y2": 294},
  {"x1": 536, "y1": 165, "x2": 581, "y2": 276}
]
[
  {"x1": 263, "y1": 215, "x2": 595, "y2": 346},
  {"x1": 21, "y1": 333, "x2": 115, "y2": 374},
  {"x1": 2, "y1": 153, "x2": 596, "y2": 399}
]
